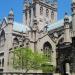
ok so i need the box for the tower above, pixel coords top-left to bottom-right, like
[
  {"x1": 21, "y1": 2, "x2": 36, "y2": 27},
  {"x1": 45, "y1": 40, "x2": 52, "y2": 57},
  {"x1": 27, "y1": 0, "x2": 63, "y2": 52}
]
[
  {"x1": 6, "y1": 8, "x2": 14, "y2": 48},
  {"x1": 64, "y1": 13, "x2": 71, "y2": 43},
  {"x1": 4, "y1": 9, "x2": 14, "y2": 72},
  {"x1": 23, "y1": 0, "x2": 57, "y2": 31},
  {"x1": 72, "y1": 0, "x2": 75, "y2": 32}
]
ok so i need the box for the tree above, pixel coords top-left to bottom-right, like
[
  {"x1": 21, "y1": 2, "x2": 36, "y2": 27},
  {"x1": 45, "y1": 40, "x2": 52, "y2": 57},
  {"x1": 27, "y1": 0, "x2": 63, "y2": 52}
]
[{"x1": 12, "y1": 47, "x2": 54, "y2": 73}]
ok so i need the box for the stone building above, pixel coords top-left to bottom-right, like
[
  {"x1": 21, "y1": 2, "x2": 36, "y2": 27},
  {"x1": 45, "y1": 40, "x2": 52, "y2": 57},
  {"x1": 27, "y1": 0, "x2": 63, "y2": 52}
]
[{"x1": 0, "y1": 0, "x2": 75, "y2": 75}]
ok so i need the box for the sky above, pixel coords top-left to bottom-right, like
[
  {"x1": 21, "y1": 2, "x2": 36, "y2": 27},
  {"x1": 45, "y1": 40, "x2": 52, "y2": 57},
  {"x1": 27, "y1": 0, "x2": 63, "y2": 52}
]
[{"x1": 0, "y1": 0, "x2": 71, "y2": 23}]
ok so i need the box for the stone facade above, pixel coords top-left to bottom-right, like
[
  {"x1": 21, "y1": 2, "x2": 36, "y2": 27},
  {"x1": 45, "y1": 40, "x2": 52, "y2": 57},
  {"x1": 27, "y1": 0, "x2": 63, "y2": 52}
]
[{"x1": 0, "y1": 0, "x2": 75, "y2": 75}]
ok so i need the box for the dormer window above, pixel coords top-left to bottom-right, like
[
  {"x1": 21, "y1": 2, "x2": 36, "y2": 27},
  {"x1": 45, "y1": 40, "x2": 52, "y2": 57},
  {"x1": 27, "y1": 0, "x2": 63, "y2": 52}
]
[
  {"x1": 40, "y1": 6, "x2": 43, "y2": 15},
  {"x1": 46, "y1": 9, "x2": 49, "y2": 17}
]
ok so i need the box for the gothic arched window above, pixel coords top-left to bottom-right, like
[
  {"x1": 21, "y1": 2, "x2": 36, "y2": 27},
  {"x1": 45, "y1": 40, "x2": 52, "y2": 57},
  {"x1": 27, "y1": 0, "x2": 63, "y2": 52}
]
[
  {"x1": 2, "y1": 58, "x2": 4, "y2": 67},
  {"x1": 46, "y1": 9, "x2": 49, "y2": 17},
  {"x1": 33, "y1": 6, "x2": 36, "y2": 17},
  {"x1": 0, "y1": 29, "x2": 5, "y2": 46},
  {"x1": 40, "y1": 6, "x2": 43, "y2": 15},
  {"x1": 51, "y1": 10, "x2": 54, "y2": 20},
  {"x1": 43, "y1": 42, "x2": 52, "y2": 60}
]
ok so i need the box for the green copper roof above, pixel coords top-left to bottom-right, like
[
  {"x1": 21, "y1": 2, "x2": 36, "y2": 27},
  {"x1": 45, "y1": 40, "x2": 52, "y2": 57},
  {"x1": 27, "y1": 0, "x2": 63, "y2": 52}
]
[{"x1": 13, "y1": 21, "x2": 30, "y2": 32}]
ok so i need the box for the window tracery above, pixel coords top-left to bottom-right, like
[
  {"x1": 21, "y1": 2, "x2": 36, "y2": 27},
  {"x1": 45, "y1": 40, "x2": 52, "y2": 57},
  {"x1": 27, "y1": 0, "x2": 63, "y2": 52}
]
[
  {"x1": 46, "y1": 9, "x2": 49, "y2": 17},
  {"x1": 51, "y1": 10, "x2": 54, "y2": 20},
  {"x1": 43, "y1": 42, "x2": 52, "y2": 60},
  {"x1": 40, "y1": 6, "x2": 43, "y2": 15}
]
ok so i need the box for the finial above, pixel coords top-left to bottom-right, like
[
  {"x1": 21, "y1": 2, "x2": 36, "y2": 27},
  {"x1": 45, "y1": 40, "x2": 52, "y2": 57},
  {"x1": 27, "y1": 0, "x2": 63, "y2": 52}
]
[
  {"x1": 9, "y1": 8, "x2": 14, "y2": 16},
  {"x1": 64, "y1": 12, "x2": 69, "y2": 24},
  {"x1": 64, "y1": 12, "x2": 69, "y2": 19},
  {"x1": 64, "y1": 12, "x2": 68, "y2": 18},
  {"x1": 8, "y1": 8, "x2": 14, "y2": 23}
]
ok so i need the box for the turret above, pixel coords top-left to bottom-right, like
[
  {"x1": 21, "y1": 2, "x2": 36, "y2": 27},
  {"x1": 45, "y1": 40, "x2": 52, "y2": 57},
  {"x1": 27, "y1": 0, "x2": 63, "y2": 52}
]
[
  {"x1": 72, "y1": 0, "x2": 75, "y2": 32},
  {"x1": 7, "y1": 8, "x2": 14, "y2": 32},
  {"x1": 4, "y1": 9, "x2": 14, "y2": 72},
  {"x1": 23, "y1": 0, "x2": 30, "y2": 27},
  {"x1": 6, "y1": 8, "x2": 14, "y2": 48},
  {"x1": 64, "y1": 13, "x2": 71, "y2": 43},
  {"x1": 8, "y1": 8, "x2": 14, "y2": 25}
]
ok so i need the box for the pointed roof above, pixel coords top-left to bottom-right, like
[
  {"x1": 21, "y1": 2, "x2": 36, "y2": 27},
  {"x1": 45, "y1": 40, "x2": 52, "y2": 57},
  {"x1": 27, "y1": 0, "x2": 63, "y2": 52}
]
[
  {"x1": 9, "y1": 8, "x2": 14, "y2": 16},
  {"x1": 0, "y1": 16, "x2": 71, "y2": 33},
  {"x1": 47, "y1": 16, "x2": 72, "y2": 31}
]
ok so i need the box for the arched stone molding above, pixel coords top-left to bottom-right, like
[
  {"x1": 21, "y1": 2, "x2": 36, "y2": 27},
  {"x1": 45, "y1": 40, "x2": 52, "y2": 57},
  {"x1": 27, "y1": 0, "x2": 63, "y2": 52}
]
[
  {"x1": 37, "y1": 35, "x2": 56, "y2": 67},
  {"x1": 43, "y1": 41, "x2": 52, "y2": 61},
  {"x1": 43, "y1": 41, "x2": 52, "y2": 50}
]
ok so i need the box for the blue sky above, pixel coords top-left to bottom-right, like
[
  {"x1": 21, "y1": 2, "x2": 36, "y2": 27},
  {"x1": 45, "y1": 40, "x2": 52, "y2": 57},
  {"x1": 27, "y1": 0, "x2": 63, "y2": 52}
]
[{"x1": 0, "y1": 0, "x2": 71, "y2": 22}]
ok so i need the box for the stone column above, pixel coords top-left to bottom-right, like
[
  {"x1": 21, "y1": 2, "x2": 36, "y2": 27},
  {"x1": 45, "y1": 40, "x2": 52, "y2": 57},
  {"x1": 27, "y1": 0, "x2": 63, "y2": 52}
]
[
  {"x1": 27, "y1": 8, "x2": 30, "y2": 26},
  {"x1": 36, "y1": 2, "x2": 40, "y2": 18},
  {"x1": 30, "y1": 6, "x2": 33, "y2": 26},
  {"x1": 25, "y1": 0, "x2": 30, "y2": 27},
  {"x1": 65, "y1": 63, "x2": 70, "y2": 75},
  {"x1": 4, "y1": 9, "x2": 14, "y2": 72}
]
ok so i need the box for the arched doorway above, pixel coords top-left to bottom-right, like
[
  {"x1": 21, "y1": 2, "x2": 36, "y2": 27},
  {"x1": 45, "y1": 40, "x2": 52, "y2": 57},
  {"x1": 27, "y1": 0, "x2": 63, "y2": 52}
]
[{"x1": 43, "y1": 42, "x2": 52, "y2": 61}]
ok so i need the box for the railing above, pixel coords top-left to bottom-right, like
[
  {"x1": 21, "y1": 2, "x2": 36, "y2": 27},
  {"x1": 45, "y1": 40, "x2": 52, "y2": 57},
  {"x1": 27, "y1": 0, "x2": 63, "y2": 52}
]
[{"x1": 0, "y1": 72, "x2": 53, "y2": 75}]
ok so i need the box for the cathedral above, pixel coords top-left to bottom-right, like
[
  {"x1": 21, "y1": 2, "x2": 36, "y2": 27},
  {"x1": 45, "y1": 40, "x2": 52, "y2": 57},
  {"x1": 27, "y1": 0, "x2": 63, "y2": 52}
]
[{"x1": 0, "y1": 0, "x2": 75, "y2": 75}]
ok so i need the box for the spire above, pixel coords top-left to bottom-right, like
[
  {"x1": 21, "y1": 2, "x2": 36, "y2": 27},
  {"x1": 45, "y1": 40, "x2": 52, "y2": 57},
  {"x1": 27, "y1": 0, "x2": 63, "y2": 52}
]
[
  {"x1": 9, "y1": 8, "x2": 14, "y2": 16},
  {"x1": 25, "y1": 0, "x2": 30, "y2": 7},
  {"x1": 8, "y1": 8, "x2": 14, "y2": 24},
  {"x1": 8, "y1": 8, "x2": 14, "y2": 20}
]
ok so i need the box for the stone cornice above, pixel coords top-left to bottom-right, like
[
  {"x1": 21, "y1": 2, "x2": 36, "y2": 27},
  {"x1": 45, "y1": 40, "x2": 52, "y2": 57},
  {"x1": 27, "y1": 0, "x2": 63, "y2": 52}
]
[
  {"x1": 25, "y1": 1, "x2": 57, "y2": 11},
  {"x1": 33, "y1": 1, "x2": 57, "y2": 11},
  {"x1": 39, "y1": 2, "x2": 57, "y2": 11}
]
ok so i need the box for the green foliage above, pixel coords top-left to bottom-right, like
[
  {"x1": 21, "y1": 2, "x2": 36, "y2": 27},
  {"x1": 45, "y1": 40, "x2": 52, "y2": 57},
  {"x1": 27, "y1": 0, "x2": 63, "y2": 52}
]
[
  {"x1": 12, "y1": 47, "x2": 54, "y2": 73},
  {"x1": 41, "y1": 63, "x2": 55, "y2": 73},
  {"x1": 13, "y1": 47, "x2": 33, "y2": 70}
]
